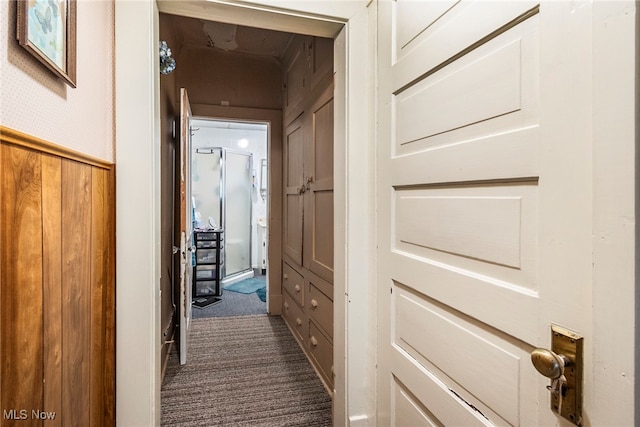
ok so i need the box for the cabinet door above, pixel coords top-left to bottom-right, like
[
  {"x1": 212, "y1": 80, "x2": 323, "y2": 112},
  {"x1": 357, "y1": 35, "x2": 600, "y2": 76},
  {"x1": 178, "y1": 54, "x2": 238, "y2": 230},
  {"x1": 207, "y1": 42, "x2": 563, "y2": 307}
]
[
  {"x1": 304, "y1": 83, "x2": 334, "y2": 283},
  {"x1": 283, "y1": 116, "x2": 305, "y2": 265},
  {"x1": 283, "y1": 37, "x2": 308, "y2": 123},
  {"x1": 310, "y1": 36, "x2": 334, "y2": 91}
]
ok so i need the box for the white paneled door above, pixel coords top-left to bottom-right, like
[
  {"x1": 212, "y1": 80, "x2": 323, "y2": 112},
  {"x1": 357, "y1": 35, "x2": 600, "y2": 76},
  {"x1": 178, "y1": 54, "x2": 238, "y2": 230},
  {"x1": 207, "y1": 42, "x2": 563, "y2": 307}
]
[{"x1": 377, "y1": 1, "x2": 608, "y2": 425}]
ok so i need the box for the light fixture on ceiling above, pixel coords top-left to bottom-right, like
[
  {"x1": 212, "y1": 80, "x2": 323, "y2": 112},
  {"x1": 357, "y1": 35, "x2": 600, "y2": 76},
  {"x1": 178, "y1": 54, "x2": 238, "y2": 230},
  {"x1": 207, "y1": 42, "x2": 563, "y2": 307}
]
[
  {"x1": 159, "y1": 41, "x2": 176, "y2": 74},
  {"x1": 237, "y1": 138, "x2": 249, "y2": 149}
]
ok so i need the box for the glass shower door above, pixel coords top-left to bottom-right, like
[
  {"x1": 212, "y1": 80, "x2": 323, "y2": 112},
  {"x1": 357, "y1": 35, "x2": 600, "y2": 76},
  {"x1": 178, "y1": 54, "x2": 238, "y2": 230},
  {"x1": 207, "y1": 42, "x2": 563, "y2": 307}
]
[
  {"x1": 224, "y1": 150, "x2": 252, "y2": 276},
  {"x1": 192, "y1": 148, "x2": 222, "y2": 229}
]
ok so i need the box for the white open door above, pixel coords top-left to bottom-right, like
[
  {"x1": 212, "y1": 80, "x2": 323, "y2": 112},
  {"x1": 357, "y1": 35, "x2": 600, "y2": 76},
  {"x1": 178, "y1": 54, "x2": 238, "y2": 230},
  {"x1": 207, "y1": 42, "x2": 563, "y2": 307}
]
[
  {"x1": 179, "y1": 88, "x2": 194, "y2": 365},
  {"x1": 377, "y1": 1, "x2": 634, "y2": 426}
]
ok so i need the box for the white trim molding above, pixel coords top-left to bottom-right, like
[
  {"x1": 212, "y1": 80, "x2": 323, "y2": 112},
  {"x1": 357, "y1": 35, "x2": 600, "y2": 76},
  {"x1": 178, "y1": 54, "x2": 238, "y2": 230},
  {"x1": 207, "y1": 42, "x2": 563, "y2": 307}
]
[{"x1": 115, "y1": 0, "x2": 162, "y2": 425}]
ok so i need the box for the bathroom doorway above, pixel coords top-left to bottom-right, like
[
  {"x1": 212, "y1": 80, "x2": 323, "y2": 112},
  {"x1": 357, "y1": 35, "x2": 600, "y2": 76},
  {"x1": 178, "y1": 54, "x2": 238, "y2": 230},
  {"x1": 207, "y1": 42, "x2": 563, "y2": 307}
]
[{"x1": 190, "y1": 118, "x2": 269, "y2": 317}]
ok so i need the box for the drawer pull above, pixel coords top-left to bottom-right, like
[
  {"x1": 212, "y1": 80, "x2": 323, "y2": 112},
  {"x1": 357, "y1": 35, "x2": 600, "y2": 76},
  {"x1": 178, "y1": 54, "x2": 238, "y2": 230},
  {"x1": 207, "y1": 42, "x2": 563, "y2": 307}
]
[
  {"x1": 310, "y1": 299, "x2": 318, "y2": 308},
  {"x1": 283, "y1": 274, "x2": 289, "y2": 280},
  {"x1": 296, "y1": 318, "x2": 302, "y2": 326},
  {"x1": 294, "y1": 284, "x2": 301, "y2": 293},
  {"x1": 284, "y1": 302, "x2": 289, "y2": 310},
  {"x1": 310, "y1": 336, "x2": 318, "y2": 347}
]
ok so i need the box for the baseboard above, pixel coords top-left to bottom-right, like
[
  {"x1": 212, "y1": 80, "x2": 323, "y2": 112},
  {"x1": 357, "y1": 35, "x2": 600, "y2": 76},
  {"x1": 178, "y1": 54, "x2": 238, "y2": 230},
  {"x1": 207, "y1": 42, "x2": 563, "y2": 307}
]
[
  {"x1": 268, "y1": 293, "x2": 282, "y2": 315},
  {"x1": 221, "y1": 270, "x2": 254, "y2": 286},
  {"x1": 349, "y1": 414, "x2": 369, "y2": 426}
]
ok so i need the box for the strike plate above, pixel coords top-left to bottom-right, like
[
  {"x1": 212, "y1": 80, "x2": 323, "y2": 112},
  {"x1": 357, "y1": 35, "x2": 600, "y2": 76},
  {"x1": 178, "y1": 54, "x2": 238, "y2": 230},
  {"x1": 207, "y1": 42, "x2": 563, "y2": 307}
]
[{"x1": 551, "y1": 325, "x2": 583, "y2": 425}]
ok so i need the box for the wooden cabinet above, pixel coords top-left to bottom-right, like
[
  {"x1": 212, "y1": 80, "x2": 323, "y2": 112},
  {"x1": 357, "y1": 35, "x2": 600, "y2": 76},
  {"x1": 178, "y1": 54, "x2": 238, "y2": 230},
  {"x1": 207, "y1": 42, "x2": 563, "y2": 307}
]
[{"x1": 281, "y1": 35, "x2": 335, "y2": 391}]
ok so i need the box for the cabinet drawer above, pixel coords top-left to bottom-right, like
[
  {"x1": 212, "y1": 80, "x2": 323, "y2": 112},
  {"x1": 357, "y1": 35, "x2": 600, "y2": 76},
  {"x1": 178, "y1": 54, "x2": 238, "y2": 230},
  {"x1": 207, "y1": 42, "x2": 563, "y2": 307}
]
[
  {"x1": 196, "y1": 248, "x2": 217, "y2": 264},
  {"x1": 195, "y1": 265, "x2": 217, "y2": 280},
  {"x1": 283, "y1": 292, "x2": 307, "y2": 344},
  {"x1": 282, "y1": 262, "x2": 304, "y2": 307},
  {"x1": 309, "y1": 322, "x2": 333, "y2": 388},
  {"x1": 195, "y1": 280, "x2": 219, "y2": 296},
  {"x1": 196, "y1": 239, "x2": 219, "y2": 249},
  {"x1": 196, "y1": 232, "x2": 220, "y2": 241},
  {"x1": 307, "y1": 282, "x2": 333, "y2": 339}
]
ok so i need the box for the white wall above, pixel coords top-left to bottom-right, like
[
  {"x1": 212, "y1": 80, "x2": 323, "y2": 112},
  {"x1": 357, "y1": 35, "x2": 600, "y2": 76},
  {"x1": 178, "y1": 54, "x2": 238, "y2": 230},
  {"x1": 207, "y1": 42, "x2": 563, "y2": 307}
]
[{"x1": 0, "y1": 0, "x2": 114, "y2": 161}]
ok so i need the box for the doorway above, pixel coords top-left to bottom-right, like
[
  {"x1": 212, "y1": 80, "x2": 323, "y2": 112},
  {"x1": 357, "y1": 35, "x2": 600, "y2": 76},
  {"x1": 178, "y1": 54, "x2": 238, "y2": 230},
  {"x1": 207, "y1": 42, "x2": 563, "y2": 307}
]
[
  {"x1": 159, "y1": 4, "x2": 338, "y2": 408},
  {"x1": 114, "y1": 1, "x2": 373, "y2": 424},
  {"x1": 191, "y1": 118, "x2": 270, "y2": 317}
]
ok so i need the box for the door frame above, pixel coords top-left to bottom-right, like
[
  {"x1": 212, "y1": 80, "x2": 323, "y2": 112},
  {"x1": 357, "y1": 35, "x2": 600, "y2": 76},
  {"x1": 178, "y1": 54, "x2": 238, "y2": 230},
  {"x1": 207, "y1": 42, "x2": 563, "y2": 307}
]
[{"x1": 115, "y1": 1, "x2": 376, "y2": 425}]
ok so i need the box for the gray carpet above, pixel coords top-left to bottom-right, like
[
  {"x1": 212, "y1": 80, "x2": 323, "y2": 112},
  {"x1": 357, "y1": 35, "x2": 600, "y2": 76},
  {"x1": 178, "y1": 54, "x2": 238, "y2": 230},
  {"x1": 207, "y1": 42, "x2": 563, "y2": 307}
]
[
  {"x1": 161, "y1": 315, "x2": 332, "y2": 426},
  {"x1": 192, "y1": 289, "x2": 267, "y2": 318},
  {"x1": 193, "y1": 275, "x2": 267, "y2": 318}
]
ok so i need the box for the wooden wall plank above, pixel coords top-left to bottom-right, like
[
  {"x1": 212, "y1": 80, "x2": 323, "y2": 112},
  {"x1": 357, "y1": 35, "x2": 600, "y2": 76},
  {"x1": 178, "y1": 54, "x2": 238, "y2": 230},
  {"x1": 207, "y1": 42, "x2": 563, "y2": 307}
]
[
  {"x1": 42, "y1": 154, "x2": 63, "y2": 427},
  {"x1": 103, "y1": 166, "x2": 116, "y2": 426},
  {"x1": 90, "y1": 167, "x2": 106, "y2": 427},
  {"x1": 1, "y1": 144, "x2": 44, "y2": 426},
  {"x1": 61, "y1": 160, "x2": 92, "y2": 427}
]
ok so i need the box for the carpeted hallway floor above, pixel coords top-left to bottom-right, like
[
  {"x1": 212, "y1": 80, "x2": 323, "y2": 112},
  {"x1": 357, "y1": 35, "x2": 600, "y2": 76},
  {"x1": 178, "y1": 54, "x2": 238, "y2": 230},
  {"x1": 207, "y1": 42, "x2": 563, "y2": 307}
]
[
  {"x1": 161, "y1": 315, "x2": 332, "y2": 426},
  {"x1": 192, "y1": 275, "x2": 267, "y2": 319},
  {"x1": 192, "y1": 289, "x2": 267, "y2": 319}
]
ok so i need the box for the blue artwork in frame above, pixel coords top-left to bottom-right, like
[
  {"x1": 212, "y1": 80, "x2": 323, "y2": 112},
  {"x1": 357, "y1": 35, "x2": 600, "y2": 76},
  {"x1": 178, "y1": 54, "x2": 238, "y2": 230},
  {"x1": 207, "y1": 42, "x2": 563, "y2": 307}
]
[{"x1": 17, "y1": 0, "x2": 77, "y2": 87}]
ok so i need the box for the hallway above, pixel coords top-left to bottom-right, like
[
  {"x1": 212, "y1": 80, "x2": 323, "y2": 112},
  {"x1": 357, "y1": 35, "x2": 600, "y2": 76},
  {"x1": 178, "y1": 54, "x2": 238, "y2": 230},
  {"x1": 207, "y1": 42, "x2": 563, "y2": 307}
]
[{"x1": 161, "y1": 315, "x2": 332, "y2": 426}]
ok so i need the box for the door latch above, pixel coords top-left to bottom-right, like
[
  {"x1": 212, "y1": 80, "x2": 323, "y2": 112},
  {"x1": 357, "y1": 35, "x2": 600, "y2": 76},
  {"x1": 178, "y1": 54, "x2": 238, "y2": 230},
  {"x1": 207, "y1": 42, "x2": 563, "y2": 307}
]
[{"x1": 531, "y1": 325, "x2": 583, "y2": 425}]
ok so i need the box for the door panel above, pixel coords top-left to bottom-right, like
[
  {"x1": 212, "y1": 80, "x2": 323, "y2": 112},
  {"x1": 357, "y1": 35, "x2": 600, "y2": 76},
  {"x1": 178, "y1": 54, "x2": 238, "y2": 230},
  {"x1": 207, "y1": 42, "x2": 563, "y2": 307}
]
[
  {"x1": 393, "y1": 381, "x2": 442, "y2": 427},
  {"x1": 305, "y1": 85, "x2": 334, "y2": 282},
  {"x1": 391, "y1": 1, "x2": 538, "y2": 87},
  {"x1": 394, "y1": 287, "x2": 531, "y2": 426},
  {"x1": 391, "y1": 350, "x2": 495, "y2": 426},
  {"x1": 283, "y1": 38, "x2": 308, "y2": 122},
  {"x1": 310, "y1": 37, "x2": 334, "y2": 90},
  {"x1": 378, "y1": 1, "x2": 594, "y2": 425},
  {"x1": 284, "y1": 117, "x2": 305, "y2": 265},
  {"x1": 311, "y1": 191, "x2": 333, "y2": 271},
  {"x1": 178, "y1": 88, "x2": 193, "y2": 365}
]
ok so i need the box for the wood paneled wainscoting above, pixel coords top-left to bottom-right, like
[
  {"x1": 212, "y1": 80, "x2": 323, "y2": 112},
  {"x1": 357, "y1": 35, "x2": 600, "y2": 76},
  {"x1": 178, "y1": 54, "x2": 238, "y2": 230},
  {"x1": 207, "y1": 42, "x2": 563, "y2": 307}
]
[{"x1": 0, "y1": 127, "x2": 115, "y2": 426}]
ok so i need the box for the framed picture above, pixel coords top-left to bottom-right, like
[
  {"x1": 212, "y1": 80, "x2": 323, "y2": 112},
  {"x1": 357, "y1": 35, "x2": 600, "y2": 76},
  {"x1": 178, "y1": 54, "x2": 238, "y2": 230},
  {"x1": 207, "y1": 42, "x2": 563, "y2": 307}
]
[{"x1": 17, "y1": 0, "x2": 76, "y2": 87}]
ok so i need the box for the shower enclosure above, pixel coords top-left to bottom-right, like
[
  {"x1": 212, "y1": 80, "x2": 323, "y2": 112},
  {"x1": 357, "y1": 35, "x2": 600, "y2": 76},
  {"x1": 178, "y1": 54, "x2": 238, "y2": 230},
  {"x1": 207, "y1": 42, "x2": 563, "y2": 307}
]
[{"x1": 192, "y1": 147, "x2": 253, "y2": 280}]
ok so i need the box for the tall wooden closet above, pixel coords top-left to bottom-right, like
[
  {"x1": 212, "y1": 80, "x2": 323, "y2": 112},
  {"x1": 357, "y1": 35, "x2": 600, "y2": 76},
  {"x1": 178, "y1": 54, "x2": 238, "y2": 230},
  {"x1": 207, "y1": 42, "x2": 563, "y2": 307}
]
[{"x1": 281, "y1": 35, "x2": 335, "y2": 391}]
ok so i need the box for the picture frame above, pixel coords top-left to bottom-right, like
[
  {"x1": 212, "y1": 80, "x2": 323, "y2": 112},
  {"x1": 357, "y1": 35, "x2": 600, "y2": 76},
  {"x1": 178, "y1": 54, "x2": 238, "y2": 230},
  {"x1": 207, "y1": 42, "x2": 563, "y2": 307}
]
[{"x1": 17, "y1": 0, "x2": 77, "y2": 87}]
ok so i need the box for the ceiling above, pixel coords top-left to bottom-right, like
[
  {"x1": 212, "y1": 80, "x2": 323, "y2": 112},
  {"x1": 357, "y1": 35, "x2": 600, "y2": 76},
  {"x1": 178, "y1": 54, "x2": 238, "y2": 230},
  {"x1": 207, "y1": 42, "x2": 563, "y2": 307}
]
[{"x1": 164, "y1": 14, "x2": 294, "y2": 58}]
